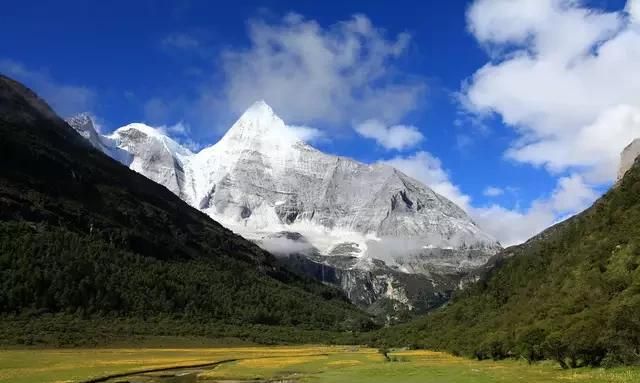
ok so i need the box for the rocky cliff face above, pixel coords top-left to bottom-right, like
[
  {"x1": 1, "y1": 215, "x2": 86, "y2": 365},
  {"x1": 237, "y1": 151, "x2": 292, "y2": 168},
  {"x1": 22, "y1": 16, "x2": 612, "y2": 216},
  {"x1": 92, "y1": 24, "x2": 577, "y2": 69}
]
[
  {"x1": 66, "y1": 101, "x2": 501, "y2": 318},
  {"x1": 65, "y1": 113, "x2": 130, "y2": 164},
  {"x1": 109, "y1": 123, "x2": 192, "y2": 199},
  {"x1": 258, "y1": 231, "x2": 457, "y2": 321},
  {"x1": 618, "y1": 138, "x2": 640, "y2": 181}
]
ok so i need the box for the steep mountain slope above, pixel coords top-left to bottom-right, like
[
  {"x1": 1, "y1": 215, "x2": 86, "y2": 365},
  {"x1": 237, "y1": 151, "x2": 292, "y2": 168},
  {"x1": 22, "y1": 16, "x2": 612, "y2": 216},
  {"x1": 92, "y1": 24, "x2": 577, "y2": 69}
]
[
  {"x1": 0, "y1": 75, "x2": 373, "y2": 344},
  {"x1": 67, "y1": 101, "x2": 501, "y2": 316},
  {"x1": 377, "y1": 154, "x2": 640, "y2": 367}
]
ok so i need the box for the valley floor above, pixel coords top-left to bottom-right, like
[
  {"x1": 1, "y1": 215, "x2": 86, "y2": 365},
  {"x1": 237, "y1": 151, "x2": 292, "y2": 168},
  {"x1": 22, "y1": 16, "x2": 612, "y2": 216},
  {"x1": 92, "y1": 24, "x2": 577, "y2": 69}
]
[{"x1": 1, "y1": 344, "x2": 638, "y2": 383}]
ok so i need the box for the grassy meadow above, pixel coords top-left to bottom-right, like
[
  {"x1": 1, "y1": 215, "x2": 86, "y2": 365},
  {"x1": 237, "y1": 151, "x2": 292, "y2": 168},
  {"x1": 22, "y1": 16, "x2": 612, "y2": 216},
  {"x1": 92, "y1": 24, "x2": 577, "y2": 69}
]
[{"x1": 1, "y1": 345, "x2": 639, "y2": 383}]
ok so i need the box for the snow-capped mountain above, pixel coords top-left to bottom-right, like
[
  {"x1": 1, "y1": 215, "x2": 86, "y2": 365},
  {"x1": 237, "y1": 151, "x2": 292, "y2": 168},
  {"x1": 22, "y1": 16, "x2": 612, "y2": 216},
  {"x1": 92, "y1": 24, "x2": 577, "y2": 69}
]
[
  {"x1": 66, "y1": 101, "x2": 501, "y2": 317},
  {"x1": 110, "y1": 123, "x2": 193, "y2": 198},
  {"x1": 65, "y1": 113, "x2": 131, "y2": 164}
]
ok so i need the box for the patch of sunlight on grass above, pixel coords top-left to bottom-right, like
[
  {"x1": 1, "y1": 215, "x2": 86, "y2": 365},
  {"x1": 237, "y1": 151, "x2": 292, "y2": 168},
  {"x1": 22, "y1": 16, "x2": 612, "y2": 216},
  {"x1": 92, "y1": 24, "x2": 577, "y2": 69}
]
[{"x1": 1, "y1": 346, "x2": 639, "y2": 383}]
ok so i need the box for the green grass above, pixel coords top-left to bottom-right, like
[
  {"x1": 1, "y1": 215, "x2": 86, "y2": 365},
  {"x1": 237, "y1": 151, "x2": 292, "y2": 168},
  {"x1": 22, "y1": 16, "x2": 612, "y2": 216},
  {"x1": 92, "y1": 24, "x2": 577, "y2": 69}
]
[
  {"x1": 311, "y1": 350, "x2": 640, "y2": 383},
  {"x1": 205, "y1": 348, "x2": 640, "y2": 383},
  {"x1": 2, "y1": 346, "x2": 638, "y2": 383}
]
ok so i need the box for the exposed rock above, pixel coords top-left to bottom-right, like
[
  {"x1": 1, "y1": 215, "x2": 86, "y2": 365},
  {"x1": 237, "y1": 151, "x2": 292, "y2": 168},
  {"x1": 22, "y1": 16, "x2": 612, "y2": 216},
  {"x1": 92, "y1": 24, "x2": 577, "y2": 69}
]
[{"x1": 618, "y1": 138, "x2": 640, "y2": 181}]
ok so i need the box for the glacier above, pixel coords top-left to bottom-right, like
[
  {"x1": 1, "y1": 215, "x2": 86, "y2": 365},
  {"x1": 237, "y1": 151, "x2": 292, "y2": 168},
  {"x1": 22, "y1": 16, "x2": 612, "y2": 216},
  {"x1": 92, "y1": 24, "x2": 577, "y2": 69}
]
[{"x1": 66, "y1": 101, "x2": 502, "y2": 318}]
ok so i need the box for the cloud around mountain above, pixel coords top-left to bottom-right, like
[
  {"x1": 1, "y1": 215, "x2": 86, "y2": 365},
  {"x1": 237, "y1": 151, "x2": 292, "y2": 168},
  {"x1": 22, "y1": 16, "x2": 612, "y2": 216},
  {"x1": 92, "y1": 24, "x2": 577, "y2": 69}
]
[
  {"x1": 220, "y1": 13, "x2": 425, "y2": 127},
  {"x1": 5, "y1": 2, "x2": 639, "y2": 247}
]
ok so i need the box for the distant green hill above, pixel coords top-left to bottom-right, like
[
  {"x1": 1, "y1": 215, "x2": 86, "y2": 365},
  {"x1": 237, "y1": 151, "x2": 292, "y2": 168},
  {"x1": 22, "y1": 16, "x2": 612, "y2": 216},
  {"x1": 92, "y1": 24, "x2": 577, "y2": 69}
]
[
  {"x1": 377, "y1": 159, "x2": 640, "y2": 368},
  {"x1": 0, "y1": 75, "x2": 373, "y2": 346}
]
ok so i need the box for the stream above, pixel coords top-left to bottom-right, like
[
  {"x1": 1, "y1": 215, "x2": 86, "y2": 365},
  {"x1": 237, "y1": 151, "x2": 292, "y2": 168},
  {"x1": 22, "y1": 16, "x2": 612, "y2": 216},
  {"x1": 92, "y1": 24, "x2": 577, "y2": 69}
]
[
  {"x1": 91, "y1": 360, "x2": 237, "y2": 383},
  {"x1": 91, "y1": 357, "x2": 301, "y2": 383}
]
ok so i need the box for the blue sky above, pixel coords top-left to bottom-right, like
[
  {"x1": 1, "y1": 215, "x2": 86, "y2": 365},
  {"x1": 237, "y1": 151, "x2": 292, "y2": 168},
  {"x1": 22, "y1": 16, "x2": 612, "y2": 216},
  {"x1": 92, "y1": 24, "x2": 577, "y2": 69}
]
[{"x1": 1, "y1": 0, "x2": 638, "y2": 245}]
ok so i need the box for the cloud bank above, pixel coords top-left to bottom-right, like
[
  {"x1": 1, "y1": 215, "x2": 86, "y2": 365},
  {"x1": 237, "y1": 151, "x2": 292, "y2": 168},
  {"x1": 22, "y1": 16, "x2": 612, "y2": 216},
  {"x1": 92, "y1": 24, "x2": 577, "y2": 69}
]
[
  {"x1": 409, "y1": 0, "x2": 640, "y2": 245},
  {"x1": 221, "y1": 13, "x2": 425, "y2": 127},
  {"x1": 465, "y1": 0, "x2": 640, "y2": 183}
]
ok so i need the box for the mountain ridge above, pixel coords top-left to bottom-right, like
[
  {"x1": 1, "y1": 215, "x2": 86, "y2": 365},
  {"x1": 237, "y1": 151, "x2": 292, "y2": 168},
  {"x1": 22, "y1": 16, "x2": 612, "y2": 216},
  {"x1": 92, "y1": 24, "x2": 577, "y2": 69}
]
[
  {"x1": 67, "y1": 101, "x2": 496, "y2": 247},
  {"x1": 65, "y1": 101, "x2": 501, "y2": 317}
]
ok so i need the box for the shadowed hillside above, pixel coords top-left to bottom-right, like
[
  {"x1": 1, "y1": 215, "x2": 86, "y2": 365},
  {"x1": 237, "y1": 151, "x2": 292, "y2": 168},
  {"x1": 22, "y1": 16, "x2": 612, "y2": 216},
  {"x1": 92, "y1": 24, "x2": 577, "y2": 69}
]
[{"x1": 0, "y1": 75, "x2": 373, "y2": 345}]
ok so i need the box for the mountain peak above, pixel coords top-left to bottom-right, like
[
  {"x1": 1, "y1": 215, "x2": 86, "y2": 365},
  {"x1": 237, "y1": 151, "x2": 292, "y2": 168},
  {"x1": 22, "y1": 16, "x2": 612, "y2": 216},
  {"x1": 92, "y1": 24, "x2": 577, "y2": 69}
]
[
  {"x1": 246, "y1": 99, "x2": 274, "y2": 114},
  {"x1": 114, "y1": 122, "x2": 168, "y2": 139},
  {"x1": 67, "y1": 111, "x2": 93, "y2": 120},
  {"x1": 111, "y1": 123, "x2": 193, "y2": 157},
  {"x1": 220, "y1": 100, "x2": 287, "y2": 143},
  {"x1": 65, "y1": 113, "x2": 104, "y2": 150},
  {"x1": 238, "y1": 100, "x2": 279, "y2": 126},
  {"x1": 66, "y1": 112, "x2": 96, "y2": 132}
]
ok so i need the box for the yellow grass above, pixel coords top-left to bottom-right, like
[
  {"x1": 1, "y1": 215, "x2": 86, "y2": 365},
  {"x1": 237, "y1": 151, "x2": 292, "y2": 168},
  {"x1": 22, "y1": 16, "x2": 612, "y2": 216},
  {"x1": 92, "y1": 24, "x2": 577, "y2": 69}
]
[
  {"x1": 234, "y1": 355, "x2": 327, "y2": 368},
  {"x1": 1, "y1": 346, "x2": 639, "y2": 383}
]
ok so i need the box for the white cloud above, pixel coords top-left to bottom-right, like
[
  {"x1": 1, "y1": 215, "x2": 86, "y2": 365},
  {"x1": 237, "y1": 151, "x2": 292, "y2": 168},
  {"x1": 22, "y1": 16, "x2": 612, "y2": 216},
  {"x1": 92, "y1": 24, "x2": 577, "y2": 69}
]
[
  {"x1": 473, "y1": 174, "x2": 596, "y2": 246},
  {"x1": 471, "y1": 203, "x2": 554, "y2": 247},
  {"x1": 628, "y1": 0, "x2": 640, "y2": 23},
  {"x1": 549, "y1": 173, "x2": 598, "y2": 213},
  {"x1": 151, "y1": 121, "x2": 189, "y2": 136},
  {"x1": 149, "y1": 121, "x2": 204, "y2": 152},
  {"x1": 0, "y1": 59, "x2": 95, "y2": 117},
  {"x1": 483, "y1": 186, "x2": 504, "y2": 197},
  {"x1": 258, "y1": 237, "x2": 314, "y2": 256},
  {"x1": 380, "y1": 151, "x2": 472, "y2": 211},
  {"x1": 178, "y1": 139, "x2": 203, "y2": 152},
  {"x1": 165, "y1": 121, "x2": 189, "y2": 135},
  {"x1": 447, "y1": 0, "x2": 640, "y2": 244},
  {"x1": 287, "y1": 125, "x2": 324, "y2": 143},
  {"x1": 464, "y1": 0, "x2": 640, "y2": 183},
  {"x1": 147, "y1": 14, "x2": 424, "y2": 136},
  {"x1": 355, "y1": 119, "x2": 423, "y2": 150},
  {"x1": 221, "y1": 13, "x2": 424, "y2": 126},
  {"x1": 467, "y1": 0, "x2": 622, "y2": 62},
  {"x1": 505, "y1": 105, "x2": 640, "y2": 182},
  {"x1": 87, "y1": 113, "x2": 106, "y2": 133}
]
